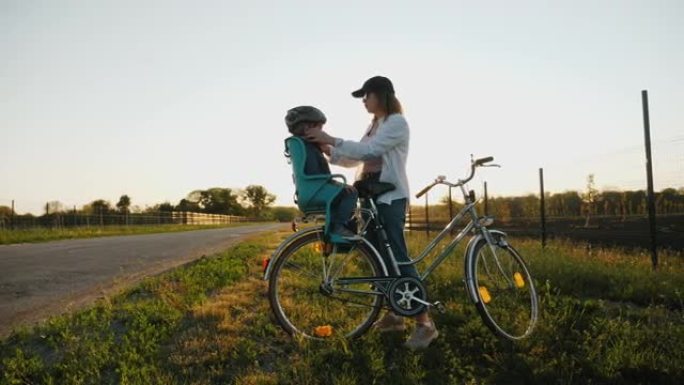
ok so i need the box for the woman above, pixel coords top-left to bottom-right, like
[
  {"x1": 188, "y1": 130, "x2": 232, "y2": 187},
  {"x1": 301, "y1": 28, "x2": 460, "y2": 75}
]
[{"x1": 304, "y1": 75, "x2": 438, "y2": 350}]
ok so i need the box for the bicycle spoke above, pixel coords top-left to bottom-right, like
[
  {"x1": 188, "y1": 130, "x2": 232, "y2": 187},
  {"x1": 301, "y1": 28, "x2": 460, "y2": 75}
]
[{"x1": 282, "y1": 261, "x2": 322, "y2": 281}]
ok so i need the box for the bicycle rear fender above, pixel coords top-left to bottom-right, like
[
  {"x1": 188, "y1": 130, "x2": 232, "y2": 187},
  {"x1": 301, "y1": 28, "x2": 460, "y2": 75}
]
[
  {"x1": 463, "y1": 229, "x2": 508, "y2": 304},
  {"x1": 263, "y1": 227, "x2": 390, "y2": 280}
]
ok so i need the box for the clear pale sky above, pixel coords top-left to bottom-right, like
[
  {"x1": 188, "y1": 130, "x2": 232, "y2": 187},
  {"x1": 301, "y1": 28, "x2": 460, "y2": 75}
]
[{"x1": 2, "y1": 0, "x2": 682, "y2": 215}]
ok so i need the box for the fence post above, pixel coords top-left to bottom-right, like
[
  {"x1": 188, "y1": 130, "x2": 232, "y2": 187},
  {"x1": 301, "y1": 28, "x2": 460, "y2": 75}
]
[
  {"x1": 641, "y1": 90, "x2": 658, "y2": 270},
  {"x1": 424, "y1": 193, "x2": 430, "y2": 238},
  {"x1": 539, "y1": 168, "x2": 546, "y2": 248},
  {"x1": 484, "y1": 182, "x2": 489, "y2": 216},
  {"x1": 407, "y1": 204, "x2": 412, "y2": 232},
  {"x1": 448, "y1": 186, "x2": 453, "y2": 235}
]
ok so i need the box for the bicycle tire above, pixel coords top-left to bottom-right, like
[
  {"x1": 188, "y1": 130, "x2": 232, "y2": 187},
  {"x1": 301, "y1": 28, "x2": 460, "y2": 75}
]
[
  {"x1": 268, "y1": 228, "x2": 384, "y2": 340},
  {"x1": 467, "y1": 235, "x2": 538, "y2": 340}
]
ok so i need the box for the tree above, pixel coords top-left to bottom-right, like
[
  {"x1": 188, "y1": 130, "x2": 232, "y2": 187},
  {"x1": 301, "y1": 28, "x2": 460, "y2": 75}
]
[
  {"x1": 600, "y1": 191, "x2": 623, "y2": 217},
  {"x1": 490, "y1": 197, "x2": 512, "y2": 221},
  {"x1": 116, "y1": 195, "x2": 131, "y2": 214},
  {"x1": 46, "y1": 201, "x2": 65, "y2": 215},
  {"x1": 657, "y1": 188, "x2": 678, "y2": 214},
  {"x1": 189, "y1": 188, "x2": 244, "y2": 215},
  {"x1": 242, "y1": 185, "x2": 276, "y2": 218},
  {"x1": 176, "y1": 198, "x2": 200, "y2": 212},
  {"x1": 88, "y1": 200, "x2": 111, "y2": 226},
  {"x1": 581, "y1": 174, "x2": 601, "y2": 227},
  {"x1": 623, "y1": 190, "x2": 646, "y2": 216},
  {"x1": 438, "y1": 194, "x2": 465, "y2": 221},
  {"x1": 158, "y1": 202, "x2": 174, "y2": 212},
  {"x1": 89, "y1": 200, "x2": 112, "y2": 215},
  {"x1": 521, "y1": 194, "x2": 540, "y2": 218},
  {"x1": 0, "y1": 206, "x2": 13, "y2": 217},
  {"x1": 269, "y1": 206, "x2": 299, "y2": 222},
  {"x1": 0, "y1": 206, "x2": 12, "y2": 227}
]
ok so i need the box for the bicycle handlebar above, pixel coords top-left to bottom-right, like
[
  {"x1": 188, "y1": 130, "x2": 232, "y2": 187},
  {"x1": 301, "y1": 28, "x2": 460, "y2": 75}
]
[
  {"x1": 415, "y1": 181, "x2": 438, "y2": 199},
  {"x1": 415, "y1": 156, "x2": 496, "y2": 198},
  {"x1": 474, "y1": 156, "x2": 494, "y2": 166}
]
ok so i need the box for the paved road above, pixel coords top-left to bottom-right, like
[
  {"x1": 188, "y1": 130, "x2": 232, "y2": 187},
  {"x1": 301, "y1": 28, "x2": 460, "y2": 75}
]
[{"x1": 0, "y1": 223, "x2": 285, "y2": 337}]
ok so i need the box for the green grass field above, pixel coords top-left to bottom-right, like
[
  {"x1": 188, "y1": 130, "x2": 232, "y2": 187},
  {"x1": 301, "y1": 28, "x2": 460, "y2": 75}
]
[
  {"x1": 1, "y1": 230, "x2": 682, "y2": 385},
  {"x1": 0, "y1": 223, "x2": 255, "y2": 245}
]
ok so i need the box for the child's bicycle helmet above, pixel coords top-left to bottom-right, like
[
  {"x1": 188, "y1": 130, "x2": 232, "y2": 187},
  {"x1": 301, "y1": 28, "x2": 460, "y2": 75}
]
[{"x1": 285, "y1": 106, "x2": 327, "y2": 133}]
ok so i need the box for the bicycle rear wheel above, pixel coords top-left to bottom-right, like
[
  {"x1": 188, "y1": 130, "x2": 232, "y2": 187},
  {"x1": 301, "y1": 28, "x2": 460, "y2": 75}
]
[
  {"x1": 467, "y1": 235, "x2": 538, "y2": 340},
  {"x1": 268, "y1": 229, "x2": 384, "y2": 340}
]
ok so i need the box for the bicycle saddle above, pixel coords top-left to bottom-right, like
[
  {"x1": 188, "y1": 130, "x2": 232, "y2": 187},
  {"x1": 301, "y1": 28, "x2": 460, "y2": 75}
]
[{"x1": 353, "y1": 180, "x2": 396, "y2": 199}]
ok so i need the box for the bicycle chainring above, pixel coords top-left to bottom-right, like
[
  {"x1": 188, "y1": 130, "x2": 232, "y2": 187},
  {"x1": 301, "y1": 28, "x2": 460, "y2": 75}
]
[{"x1": 387, "y1": 277, "x2": 428, "y2": 317}]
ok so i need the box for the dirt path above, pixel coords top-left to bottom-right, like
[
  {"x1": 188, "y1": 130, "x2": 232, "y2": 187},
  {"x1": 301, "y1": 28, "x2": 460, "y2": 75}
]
[{"x1": 0, "y1": 223, "x2": 286, "y2": 337}]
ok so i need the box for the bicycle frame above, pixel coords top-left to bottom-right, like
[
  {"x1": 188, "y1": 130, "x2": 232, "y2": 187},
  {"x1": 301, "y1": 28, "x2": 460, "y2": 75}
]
[
  {"x1": 264, "y1": 157, "x2": 502, "y2": 289},
  {"x1": 362, "y1": 181, "x2": 495, "y2": 282},
  {"x1": 328, "y1": 187, "x2": 501, "y2": 310}
]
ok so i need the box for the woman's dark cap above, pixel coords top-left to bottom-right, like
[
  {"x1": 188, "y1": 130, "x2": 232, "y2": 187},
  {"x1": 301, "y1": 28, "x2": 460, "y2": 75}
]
[{"x1": 351, "y1": 76, "x2": 395, "y2": 98}]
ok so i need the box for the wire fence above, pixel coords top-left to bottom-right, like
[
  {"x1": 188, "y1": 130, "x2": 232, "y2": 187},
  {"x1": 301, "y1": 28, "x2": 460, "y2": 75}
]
[{"x1": 407, "y1": 210, "x2": 684, "y2": 251}]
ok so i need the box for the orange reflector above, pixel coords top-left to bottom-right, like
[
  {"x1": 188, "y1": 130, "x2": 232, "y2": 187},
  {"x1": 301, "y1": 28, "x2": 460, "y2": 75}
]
[
  {"x1": 479, "y1": 286, "x2": 492, "y2": 304},
  {"x1": 514, "y1": 272, "x2": 525, "y2": 288},
  {"x1": 313, "y1": 243, "x2": 324, "y2": 253},
  {"x1": 262, "y1": 257, "x2": 270, "y2": 273},
  {"x1": 314, "y1": 325, "x2": 333, "y2": 337}
]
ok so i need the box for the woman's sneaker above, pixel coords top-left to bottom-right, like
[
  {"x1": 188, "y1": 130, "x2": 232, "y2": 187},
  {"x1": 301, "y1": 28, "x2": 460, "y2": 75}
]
[
  {"x1": 372, "y1": 312, "x2": 406, "y2": 332},
  {"x1": 404, "y1": 321, "x2": 439, "y2": 350}
]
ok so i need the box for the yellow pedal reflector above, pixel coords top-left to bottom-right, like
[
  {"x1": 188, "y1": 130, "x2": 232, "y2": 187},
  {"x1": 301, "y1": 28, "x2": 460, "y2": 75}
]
[
  {"x1": 314, "y1": 325, "x2": 333, "y2": 337},
  {"x1": 514, "y1": 272, "x2": 525, "y2": 288},
  {"x1": 479, "y1": 286, "x2": 492, "y2": 304},
  {"x1": 313, "y1": 243, "x2": 324, "y2": 253}
]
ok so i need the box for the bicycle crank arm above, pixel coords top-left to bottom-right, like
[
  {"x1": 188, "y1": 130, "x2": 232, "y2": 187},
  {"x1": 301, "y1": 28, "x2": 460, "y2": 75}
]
[{"x1": 410, "y1": 297, "x2": 447, "y2": 314}]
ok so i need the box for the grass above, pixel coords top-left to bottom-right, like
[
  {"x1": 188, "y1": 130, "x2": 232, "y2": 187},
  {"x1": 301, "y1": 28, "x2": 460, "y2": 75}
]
[
  {"x1": 0, "y1": 223, "x2": 259, "y2": 245},
  {"x1": 1, "y1": 230, "x2": 682, "y2": 385}
]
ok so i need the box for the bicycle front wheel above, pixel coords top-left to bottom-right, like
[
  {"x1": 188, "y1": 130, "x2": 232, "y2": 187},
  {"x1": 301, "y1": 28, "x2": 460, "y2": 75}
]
[
  {"x1": 268, "y1": 229, "x2": 384, "y2": 340},
  {"x1": 467, "y1": 235, "x2": 538, "y2": 340}
]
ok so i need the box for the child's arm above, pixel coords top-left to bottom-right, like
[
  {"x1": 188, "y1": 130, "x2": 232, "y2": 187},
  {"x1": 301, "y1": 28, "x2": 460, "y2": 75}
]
[{"x1": 331, "y1": 115, "x2": 408, "y2": 161}]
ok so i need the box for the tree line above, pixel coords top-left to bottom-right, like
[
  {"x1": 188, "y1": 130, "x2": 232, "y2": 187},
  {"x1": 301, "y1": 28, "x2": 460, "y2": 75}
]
[
  {"x1": 425, "y1": 182, "x2": 684, "y2": 223},
  {"x1": 0, "y1": 185, "x2": 301, "y2": 225}
]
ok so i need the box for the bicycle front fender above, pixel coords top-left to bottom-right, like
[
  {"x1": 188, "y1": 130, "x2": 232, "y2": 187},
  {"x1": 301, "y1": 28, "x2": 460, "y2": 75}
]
[{"x1": 463, "y1": 229, "x2": 508, "y2": 304}]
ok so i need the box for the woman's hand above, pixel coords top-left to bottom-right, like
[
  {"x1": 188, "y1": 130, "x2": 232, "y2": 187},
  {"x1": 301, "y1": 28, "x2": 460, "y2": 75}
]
[
  {"x1": 304, "y1": 127, "x2": 336, "y2": 146},
  {"x1": 318, "y1": 144, "x2": 332, "y2": 156}
]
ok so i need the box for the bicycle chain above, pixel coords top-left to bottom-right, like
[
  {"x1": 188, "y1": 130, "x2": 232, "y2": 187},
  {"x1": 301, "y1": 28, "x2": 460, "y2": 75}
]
[{"x1": 327, "y1": 293, "x2": 389, "y2": 310}]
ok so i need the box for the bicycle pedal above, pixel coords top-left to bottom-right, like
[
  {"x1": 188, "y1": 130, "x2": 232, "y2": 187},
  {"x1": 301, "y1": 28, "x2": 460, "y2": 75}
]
[{"x1": 432, "y1": 301, "x2": 446, "y2": 314}]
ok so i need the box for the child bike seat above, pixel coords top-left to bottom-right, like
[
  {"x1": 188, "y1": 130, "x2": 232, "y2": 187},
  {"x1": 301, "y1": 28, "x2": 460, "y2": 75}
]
[{"x1": 285, "y1": 136, "x2": 346, "y2": 238}]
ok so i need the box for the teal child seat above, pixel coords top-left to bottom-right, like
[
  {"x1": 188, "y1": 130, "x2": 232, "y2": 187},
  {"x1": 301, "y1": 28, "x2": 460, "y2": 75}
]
[{"x1": 284, "y1": 136, "x2": 348, "y2": 242}]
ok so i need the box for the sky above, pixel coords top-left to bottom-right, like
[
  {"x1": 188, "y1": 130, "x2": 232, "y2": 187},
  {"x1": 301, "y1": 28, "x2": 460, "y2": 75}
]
[{"x1": 1, "y1": 0, "x2": 683, "y2": 215}]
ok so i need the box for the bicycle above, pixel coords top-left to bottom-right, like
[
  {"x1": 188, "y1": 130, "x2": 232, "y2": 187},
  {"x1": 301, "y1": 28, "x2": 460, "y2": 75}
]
[{"x1": 264, "y1": 156, "x2": 538, "y2": 342}]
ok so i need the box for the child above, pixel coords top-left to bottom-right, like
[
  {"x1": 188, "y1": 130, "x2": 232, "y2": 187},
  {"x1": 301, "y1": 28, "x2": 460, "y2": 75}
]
[{"x1": 285, "y1": 105, "x2": 358, "y2": 238}]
